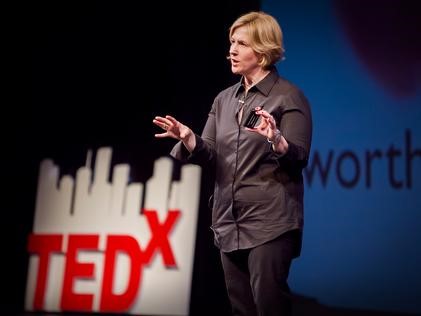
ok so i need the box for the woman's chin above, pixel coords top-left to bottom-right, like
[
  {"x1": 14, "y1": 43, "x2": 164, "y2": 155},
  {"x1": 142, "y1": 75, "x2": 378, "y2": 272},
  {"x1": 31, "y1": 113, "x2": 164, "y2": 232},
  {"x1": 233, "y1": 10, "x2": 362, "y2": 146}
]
[{"x1": 231, "y1": 66, "x2": 241, "y2": 74}]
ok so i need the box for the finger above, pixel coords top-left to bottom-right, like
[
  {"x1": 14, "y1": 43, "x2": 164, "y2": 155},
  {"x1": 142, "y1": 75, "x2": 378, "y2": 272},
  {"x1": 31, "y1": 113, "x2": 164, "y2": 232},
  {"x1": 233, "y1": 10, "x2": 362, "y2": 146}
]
[
  {"x1": 165, "y1": 115, "x2": 179, "y2": 125},
  {"x1": 153, "y1": 118, "x2": 164, "y2": 126},
  {"x1": 154, "y1": 116, "x2": 175, "y2": 130},
  {"x1": 256, "y1": 110, "x2": 271, "y2": 118},
  {"x1": 259, "y1": 117, "x2": 270, "y2": 129},
  {"x1": 155, "y1": 132, "x2": 169, "y2": 138},
  {"x1": 257, "y1": 111, "x2": 277, "y2": 128},
  {"x1": 153, "y1": 119, "x2": 169, "y2": 131},
  {"x1": 257, "y1": 110, "x2": 276, "y2": 128},
  {"x1": 153, "y1": 116, "x2": 167, "y2": 123},
  {"x1": 264, "y1": 115, "x2": 277, "y2": 130},
  {"x1": 245, "y1": 127, "x2": 257, "y2": 132},
  {"x1": 154, "y1": 116, "x2": 172, "y2": 125}
]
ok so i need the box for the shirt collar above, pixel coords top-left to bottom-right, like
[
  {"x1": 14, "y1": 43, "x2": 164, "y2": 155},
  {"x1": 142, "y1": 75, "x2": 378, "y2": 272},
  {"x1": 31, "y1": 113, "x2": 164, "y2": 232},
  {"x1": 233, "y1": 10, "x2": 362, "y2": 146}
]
[{"x1": 234, "y1": 67, "x2": 278, "y2": 97}]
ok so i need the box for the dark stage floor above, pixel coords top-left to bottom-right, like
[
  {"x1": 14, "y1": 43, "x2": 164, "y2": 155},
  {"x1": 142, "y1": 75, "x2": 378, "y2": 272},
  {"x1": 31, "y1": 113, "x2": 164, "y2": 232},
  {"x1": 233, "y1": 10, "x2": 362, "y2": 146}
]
[{"x1": 9, "y1": 297, "x2": 417, "y2": 316}]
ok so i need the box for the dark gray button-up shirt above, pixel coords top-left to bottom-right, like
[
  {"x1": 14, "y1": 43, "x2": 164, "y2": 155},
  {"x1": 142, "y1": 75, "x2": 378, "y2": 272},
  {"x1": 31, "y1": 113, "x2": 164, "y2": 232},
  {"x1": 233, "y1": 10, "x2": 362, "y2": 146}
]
[{"x1": 171, "y1": 68, "x2": 312, "y2": 253}]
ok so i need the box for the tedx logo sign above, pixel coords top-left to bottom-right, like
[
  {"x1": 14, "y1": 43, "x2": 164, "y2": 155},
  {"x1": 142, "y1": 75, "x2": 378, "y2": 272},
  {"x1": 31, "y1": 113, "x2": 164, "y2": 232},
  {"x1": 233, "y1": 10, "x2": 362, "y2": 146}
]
[{"x1": 25, "y1": 147, "x2": 201, "y2": 315}]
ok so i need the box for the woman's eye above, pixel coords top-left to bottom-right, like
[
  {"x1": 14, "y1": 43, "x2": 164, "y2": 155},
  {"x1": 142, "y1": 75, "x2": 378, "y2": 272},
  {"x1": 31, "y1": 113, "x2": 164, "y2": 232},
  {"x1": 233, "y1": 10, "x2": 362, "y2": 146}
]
[{"x1": 230, "y1": 39, "x2": 249, "y2": 47}]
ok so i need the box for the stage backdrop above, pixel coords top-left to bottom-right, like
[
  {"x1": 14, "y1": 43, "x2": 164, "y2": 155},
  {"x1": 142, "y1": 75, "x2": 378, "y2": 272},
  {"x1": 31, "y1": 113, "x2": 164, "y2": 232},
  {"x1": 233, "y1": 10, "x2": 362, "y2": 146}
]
[
  {"x1": 263, "y1": 0, "x2": 421, "y2": 314},
  {"x1": 13, "y1": 2, "x2": 259, "y2": 316},
  {"x1": 10, "y1": 1, "x2": 420, "y2": 316}
]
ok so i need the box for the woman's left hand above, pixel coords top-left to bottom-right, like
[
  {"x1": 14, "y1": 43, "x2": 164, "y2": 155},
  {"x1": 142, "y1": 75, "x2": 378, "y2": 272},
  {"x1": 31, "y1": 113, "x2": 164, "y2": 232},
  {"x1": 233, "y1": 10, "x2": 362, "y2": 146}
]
[
  {"x1": 246, "y1": 108, "x2": 288, "y2": 154},
  {"x1": 246, "y1": 108, "x2": 277, "y2": 139}
]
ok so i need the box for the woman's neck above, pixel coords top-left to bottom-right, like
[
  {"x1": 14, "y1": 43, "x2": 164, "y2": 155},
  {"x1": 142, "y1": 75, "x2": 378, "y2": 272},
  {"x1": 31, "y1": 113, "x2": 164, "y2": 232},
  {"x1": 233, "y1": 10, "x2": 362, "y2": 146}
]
[{"x1": 244, "y1": 69, "x2": 270, "y2": 91}]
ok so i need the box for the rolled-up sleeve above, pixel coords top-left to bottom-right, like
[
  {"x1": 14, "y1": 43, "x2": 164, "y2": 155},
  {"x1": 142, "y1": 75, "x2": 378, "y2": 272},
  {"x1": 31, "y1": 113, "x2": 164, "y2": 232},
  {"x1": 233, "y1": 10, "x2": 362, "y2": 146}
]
[{"x1": 274, "y1": 90, "x2": 312, "y2": 169}]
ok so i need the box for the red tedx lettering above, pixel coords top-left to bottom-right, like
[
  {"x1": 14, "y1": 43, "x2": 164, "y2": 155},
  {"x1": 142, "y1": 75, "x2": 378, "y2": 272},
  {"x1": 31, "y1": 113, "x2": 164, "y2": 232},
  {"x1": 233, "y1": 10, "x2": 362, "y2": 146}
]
[
  {"x1": 100, "y1": 235, "x2": 142, "y2": 312},
  {"x1": 61, "y1": 235, "x2": 99, "y2": 311},
  {"x1": 27, "y1": 234, "x2": 63, "y2": 310},
  {"x1": 100, "y1": 210, "x2": 180, "y2": 312},
  {"x1": 143, "y1": 209, "x2": 180, "y2": 267},
  {"x1": 27, "y1": 210, "x2": 181, "y2": 312}
]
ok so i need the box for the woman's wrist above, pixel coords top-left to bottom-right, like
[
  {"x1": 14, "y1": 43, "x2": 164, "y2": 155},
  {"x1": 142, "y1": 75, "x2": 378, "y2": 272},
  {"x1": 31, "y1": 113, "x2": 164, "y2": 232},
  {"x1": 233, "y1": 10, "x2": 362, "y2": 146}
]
[
  {"x1": 181, "y1": 128, "x2": 196, "y2": 152},
  {"x1": 268, "y1": 129, "x2": 288, "y2": 154},
  {"x1": 180, "y1": 127, "x2": 193, "y2": 141},
  {"x1": 267, "y1": 129, "x2": 282, "y2": 146}
]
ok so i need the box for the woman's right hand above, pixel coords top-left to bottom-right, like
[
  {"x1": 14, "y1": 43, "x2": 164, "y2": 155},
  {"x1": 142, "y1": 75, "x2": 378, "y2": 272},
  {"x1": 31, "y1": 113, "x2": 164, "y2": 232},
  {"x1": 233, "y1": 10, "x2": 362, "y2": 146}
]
[
  {"x1": 153, "y1": 115, "x2": 197, "y2": 152},
  {"x1": 153, "y1": 115, "x2": 192, "y2": 141}
]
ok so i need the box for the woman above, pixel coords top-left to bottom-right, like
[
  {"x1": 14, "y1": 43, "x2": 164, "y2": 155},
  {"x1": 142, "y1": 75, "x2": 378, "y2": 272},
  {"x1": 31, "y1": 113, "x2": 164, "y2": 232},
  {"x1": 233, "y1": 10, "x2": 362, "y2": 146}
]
[{"x1": 153, "y1": 11, "x2": 312, "y2": 316}]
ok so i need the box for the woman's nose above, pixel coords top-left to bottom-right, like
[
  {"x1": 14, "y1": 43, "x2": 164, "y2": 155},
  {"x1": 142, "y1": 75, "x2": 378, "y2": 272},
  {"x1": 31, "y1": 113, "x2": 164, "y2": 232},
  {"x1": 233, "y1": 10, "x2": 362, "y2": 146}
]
[{"x1": 230, "y1": 42, "x2": 238, "y2": 53}]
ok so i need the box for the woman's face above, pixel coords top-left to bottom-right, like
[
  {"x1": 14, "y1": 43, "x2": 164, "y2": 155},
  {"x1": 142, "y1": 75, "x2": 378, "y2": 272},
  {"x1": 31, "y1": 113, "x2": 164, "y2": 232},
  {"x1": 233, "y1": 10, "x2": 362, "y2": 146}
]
[{"x1": 229, "y1": 25, "x2": 261, "y2": 77}]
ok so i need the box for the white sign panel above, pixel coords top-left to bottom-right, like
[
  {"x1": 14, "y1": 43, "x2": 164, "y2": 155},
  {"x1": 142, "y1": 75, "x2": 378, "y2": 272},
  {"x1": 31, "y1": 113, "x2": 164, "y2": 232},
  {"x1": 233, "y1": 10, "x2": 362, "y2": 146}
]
[{"x1": 25, "y1": 147, "x2": 201, "y2": 315}]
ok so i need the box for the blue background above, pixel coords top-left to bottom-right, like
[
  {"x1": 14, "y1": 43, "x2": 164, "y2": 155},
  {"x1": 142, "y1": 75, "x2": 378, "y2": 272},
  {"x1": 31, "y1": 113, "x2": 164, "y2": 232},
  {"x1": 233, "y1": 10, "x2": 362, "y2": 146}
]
[{"x1": 263, "y1": 0, "x2": 421, "y2": 314}]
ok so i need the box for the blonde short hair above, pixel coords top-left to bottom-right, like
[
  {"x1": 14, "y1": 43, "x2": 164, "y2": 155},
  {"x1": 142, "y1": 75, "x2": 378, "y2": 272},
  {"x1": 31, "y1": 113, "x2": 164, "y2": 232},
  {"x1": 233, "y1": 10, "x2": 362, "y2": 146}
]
[{"x1": 229, "y1": 11, "x2": 285, "y2": 68}]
